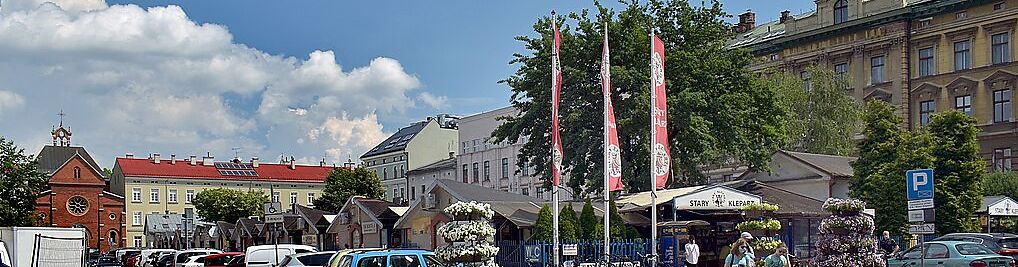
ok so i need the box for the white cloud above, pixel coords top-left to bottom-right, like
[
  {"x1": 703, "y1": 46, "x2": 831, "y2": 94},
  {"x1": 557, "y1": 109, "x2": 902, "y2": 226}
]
[
  {"x1": 0, "y1": 0, "x2": 438, "y2": 166},
  {"x1": 416, "y1": 92, "x2": 449, "y2": 109}
]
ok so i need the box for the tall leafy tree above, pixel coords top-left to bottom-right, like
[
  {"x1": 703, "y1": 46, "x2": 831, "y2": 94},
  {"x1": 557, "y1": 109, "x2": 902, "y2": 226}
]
[
  {"x1": 491, "y1": 0, "x2": 787, "y2": 196},
  {"x1": 0, "y1": 137, "x2": 48, "y2": 226},
  {"x1": 314, "y1": 167, "x2": 385, "y2": 212},
  {"x1": 927, "y1": 111, "x2": 985, "y2": 233},
  {"x1": 192, "y1": 188, "x2": 268, "y2": 223},
  {"x1": 767, "y1": 65, "x2": 861, "y2": 156},
  {"x1": 558, "y1": 204, "x2": 579, "y2": 240},
  {"x1": 579, "y1": 200, "x2": 598, "y2": 240},
  {"x1": 532, "y1": 204, "x2": 553, "y2": 241},
  {"x1": 985, "y1": 172, "x2": 1018, "y2": 200}
]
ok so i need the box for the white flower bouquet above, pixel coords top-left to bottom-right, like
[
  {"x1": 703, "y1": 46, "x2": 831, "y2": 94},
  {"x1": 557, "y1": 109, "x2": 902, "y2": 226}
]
[
  {"x1": 438, "y1": 220, "x2": 496, "y2": 243},
  {"x1": 435, "y1": 242, "x2": 500, "y2": 262},
  {"x1": 444, "y1": 201, "x2": 495, "y2": 220}
]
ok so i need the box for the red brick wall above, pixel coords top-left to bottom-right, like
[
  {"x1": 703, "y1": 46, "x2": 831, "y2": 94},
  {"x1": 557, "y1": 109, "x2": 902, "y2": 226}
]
[{"x1": 34, "y1": 155, "x2": 127, "y2": 252}]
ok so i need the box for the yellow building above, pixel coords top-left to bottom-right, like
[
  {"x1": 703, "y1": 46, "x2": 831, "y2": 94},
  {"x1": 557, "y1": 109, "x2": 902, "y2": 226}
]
[
  {"x1": 109, "y1": 153, "x2": 335, "y2": 248},
  {"x1": 731, "y1": 0, "x2": 1016, "y2": 170}
]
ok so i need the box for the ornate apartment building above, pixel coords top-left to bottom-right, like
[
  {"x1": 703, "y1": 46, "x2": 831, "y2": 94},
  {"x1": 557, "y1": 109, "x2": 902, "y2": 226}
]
[{"x1": 731, "y1": 0, "x2": 1016, "y2": 171}]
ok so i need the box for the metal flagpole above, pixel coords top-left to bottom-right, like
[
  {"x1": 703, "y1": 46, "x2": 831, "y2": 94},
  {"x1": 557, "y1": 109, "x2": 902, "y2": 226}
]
[
  {"x1": 649, "y1": 30, "x2": 658, "y2": 267},
  {"x1": 602, "y1": 22, "x2": 611, "y2": 266},
  {"x1": 551, "y1": 10, "x2": 560, "y2": 267}
]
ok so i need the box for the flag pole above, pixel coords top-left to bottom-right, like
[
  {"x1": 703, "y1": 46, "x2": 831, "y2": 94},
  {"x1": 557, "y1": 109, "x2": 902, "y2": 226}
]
[
  {"x1": 649, "y1": 29, "x2": 658, "y2": 267},
  {"x1": 551, "y1": 10, "x2": 560, "y2": 267},
  {"x1": 602, "y1": 22, "x2": 611, "y2": 265}
]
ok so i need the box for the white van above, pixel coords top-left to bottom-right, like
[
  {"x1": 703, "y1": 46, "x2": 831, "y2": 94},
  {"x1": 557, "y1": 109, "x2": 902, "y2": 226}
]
[{"x1": 245, "y1": 244, "x2": 317, "y2": 267}]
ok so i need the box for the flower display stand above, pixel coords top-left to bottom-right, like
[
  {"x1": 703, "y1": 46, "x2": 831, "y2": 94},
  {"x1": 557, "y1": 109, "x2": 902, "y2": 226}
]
[
  {"x1": 435, "y1": 201, "x2": 500, "y2": 267},
  {"x1": 810, "y1": 198, "x2": 884, "y2": 267}
]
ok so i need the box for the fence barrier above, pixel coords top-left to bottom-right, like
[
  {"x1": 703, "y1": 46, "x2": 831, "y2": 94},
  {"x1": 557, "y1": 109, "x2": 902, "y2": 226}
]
[{"x1": 495, "y1": 239, "x2": 649, "y2": 267}]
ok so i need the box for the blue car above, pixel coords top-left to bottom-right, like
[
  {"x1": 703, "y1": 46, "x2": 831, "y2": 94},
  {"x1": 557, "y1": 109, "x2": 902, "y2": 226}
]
[
  {"x1": 888, "y1": 241, "x2": 1015, "y2": 267},
  {"x1": 330, "y1": 249, "x2": 446, "y2": 267}
]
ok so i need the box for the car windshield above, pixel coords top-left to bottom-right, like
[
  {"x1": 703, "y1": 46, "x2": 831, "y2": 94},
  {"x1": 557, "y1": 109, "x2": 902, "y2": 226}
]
[
  {"x1": 299, "y1": 253, "x2": 333, "y2": 266},
  {"x1": 423, "y1": 255, "x2": 447, "y2": 267},
  {"x1": 177, "y1": 252, "x2": 208, "y2": 262},
  {"x1": 999, "y1": 238, "x2": 1018, "y2": 249},
  {"x1": 957, "y1": 243, "x2": 996, "y2": 255}
]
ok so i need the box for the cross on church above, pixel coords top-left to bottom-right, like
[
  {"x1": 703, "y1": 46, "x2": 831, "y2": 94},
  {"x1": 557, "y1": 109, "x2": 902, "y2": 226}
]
[{"x1": 57, "y1": 110, "x2": 66, "y2": 126}]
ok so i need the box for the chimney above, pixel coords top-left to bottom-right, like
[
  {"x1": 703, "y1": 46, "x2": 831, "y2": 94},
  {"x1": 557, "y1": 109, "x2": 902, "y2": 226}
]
[
  {"x1": 251, "y1": 157, "x2": 259, "y2": 168},
  {"x1": 289, "y1": 156, "x2": 296, "y2": 170},
  {"x1": 189, "y1": 155, "x2": 197, "y2": 166},
  {"x1": 170, "y1": 154, "x2": 176, "y2": 165},
  {"x1": 152, "y1": 153, "x2": 161, "y2": 164},
  {"x1": 125, "y1": 153, "x2": 134, "y2": 159},
  {"x1": 319, "y1": 158, "x2": 326, "y2": 167},
  {"x1": 780, "y1": 10, "x2": 792, "y2": 24},
  {"x1": 736, "y1": 10, "x2": 756, "y2": 33},
  {"x1": 203, "y1": 152, "x2": 214, "y2": 166}
]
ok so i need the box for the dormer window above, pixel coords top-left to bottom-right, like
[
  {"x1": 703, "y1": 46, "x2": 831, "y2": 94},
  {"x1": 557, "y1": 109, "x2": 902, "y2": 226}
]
[{"x1": 834, "y1": 0, "x2": 848, "y2": 24}]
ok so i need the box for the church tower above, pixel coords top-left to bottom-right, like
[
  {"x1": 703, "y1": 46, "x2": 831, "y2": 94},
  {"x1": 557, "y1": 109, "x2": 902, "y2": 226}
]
[{"x1": 52, "y1": 111, "x2": 72, "y2": 146}]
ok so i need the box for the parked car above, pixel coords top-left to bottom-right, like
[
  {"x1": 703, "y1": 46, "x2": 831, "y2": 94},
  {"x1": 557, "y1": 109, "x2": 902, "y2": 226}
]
[
  {"x1": 245, "y1": 244, "x2": 317, "y2": 267},
  {"x1": 328, "y1": 249, "x2": 445, "y2": 267},
  {"x1": 935, "y1": 233, "x2": 1018, "y2": 259},
  {"x1": 126, "y1": 254, "x2": 142, "y2": 267},
  {"x1": 181, "y1": 255, "x2": 207, "y2": 267},
  {"x1": 91, "y1": 256, "x2": 123, "y2": 267},
  {"x1": 327, "y1": 249, "x2": 380, "y2": 267},
  {"x1": 203, "y1": 252, "x2": 244, "y2": 267},
  {"x1": 172, "y1": 249, "x2": 222, "y2": 267},
  {"x1": 279, "y1": 251, "x2": 337, "y2": 267},
  {"x1": 156, "y1": 254, "x2": 175, "y2": 267},
  {"x1": 888, "y1": 241, "x2": 1016, "y2": 267},
  {"x1": 140, "y1": 249, "x2": 176, "y2": 267}
]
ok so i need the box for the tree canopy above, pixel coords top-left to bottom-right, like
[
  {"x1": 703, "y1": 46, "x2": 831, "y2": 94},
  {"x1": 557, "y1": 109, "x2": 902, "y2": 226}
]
[
  {"x1": 558, "y1": 204, "x2": 579, "y2": 240},
  {"x1": 927, "y1": 111, "x2": 984, "y2": 233},
  {"x1": 314, "y1": 167, "x2": 385, "y2": 213},
  {"x1": 532, "y1": 204, "x2": 553, "y2": 241},
  {"x1": 0, "y1": 137, "x2": 48, "y2": 226},
  {"x1": 491, "y1": 0, "x2": 787, "y2": 196},
  {"x1": 766, "y1": 65, "x2": 861, "y2": 156},
  {"x1": 579, "y1": 200, "x2": 598, "y2": 240},
  {"x1": 192, "y1": 188, "x2": 268, "y2": 223}
]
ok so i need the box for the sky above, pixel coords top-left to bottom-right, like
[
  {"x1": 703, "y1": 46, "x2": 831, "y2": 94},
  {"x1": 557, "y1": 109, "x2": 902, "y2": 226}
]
[{"x1": 0, "y1": 0, "x2": 814, "y2": 168}]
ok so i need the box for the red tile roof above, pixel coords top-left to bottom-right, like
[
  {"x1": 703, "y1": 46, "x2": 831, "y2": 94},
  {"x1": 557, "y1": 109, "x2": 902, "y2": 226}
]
[{"x1": 115, "y1": 157, "x2": 334, "y2": 183}]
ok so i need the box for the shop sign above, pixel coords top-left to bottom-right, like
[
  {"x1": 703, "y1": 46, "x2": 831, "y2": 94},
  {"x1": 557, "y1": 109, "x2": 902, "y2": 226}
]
[
  {"x1": 989, "y1": 197, "x2": 1018, "y2": 216},
  {"x1": 302, "y1": 234, "x2": 317, "y2": 245},
  {"x1": 673, "y1": 185, "x2": 761, "y2": 210},
  {"x1": 362, "y1": 222, "x2": 378, "y2": 234},
  {"x1": 562, "y1": 244, "x2": 578, "y2": 256}
]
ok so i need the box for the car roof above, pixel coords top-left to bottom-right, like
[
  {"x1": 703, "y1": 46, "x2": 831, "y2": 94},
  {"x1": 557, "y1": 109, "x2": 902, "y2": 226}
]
[
  {"x1": 942, "y1": 233, "x2": 1018, "y2": 238},
  {"x1": 290, "y1": 251, "x2": 337, "y2": 257},
  {"x1": 349, "y1": 249, "x2": 434, "y2": 257},
  {"x1": 926, "y1": 240, "x2": 985, "y2": 245}
]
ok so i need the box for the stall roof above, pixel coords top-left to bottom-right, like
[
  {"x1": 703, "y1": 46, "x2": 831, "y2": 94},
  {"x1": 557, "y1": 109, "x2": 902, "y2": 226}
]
[
  {"x1": 979, "y1": 196, "x2": 1018, "y2": 215},
  {"x1": 658, "y1": 220, "x2": 710, "y2": 227},
  {"x1": 724, "y1": 180, "x2": 826, "y2": 215},
  {"x1": 616, "y1": 186, "x2": 705, "y2": 210}
]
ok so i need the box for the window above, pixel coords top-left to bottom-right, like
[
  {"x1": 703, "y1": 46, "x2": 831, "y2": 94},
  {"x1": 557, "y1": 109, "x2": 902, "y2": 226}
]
[
  {"x1": 73, "y1": 167, "x2": 81, "y2": 179},
  {"x1": 918, "y1": 18, "x2": 932, "y2": 28},
  {"x1": 410, "y1": 186, "x2": 416, "y2": 201},
  {"x1": 870, "y1": 56, "x2": 885, "y2": 84},
  {"x1": 483, "y1": 161, "x2": 490, "y2": 181},
  {"x1": 272, "y1": 191, "x2": 280, "y2": 203},
  {"x1": 168, "y1": 189, "x2": 177, "y2": 203},
  {"x1": 290, "y1": 192, "x2": 298, "y2": 205},
  {"x1": 462, "y1": 142, "x2": 468, "y2": 154},
  {"x1": 522, "y1": 188, "x2": 529, "y2": 196},
  {"x1": 833, "y1": 0, "x2": 848, "y2": 24},
  {"x1": 925, "y1": 244, "x2": 950, "y2": 259},
  {"x1": 462, "y1": 164, "x2": 469, "y2": 183},
  {"x1": 185, "y1": 190, "x2": 194, "y2": 204},
  {"x1": 919, "y1": 100, "x2": 935, "y2": 126},
  {"x1": 957, "y1": 243, "x2": 996, "y2": 255},
  {"x1": 834, "y1": 63, "x2": 848, "y2": 79},
  {"x1": 392, "y1": 189, "x2": 397, "y2": 199},
  {"x1": 133, "y1": 212, "x2": 141, "y2": 226},
  {"x1": 918, "y1": 47, "x2": 936, "y2": 77},
  {"x1": 800, "y1": 71, "x2": 812, "y2": 91},
  {"x1": 995, "y1": 2, "x2": 1006, "y2": 11},
  {"x1": 358, "y1": 256, "x2": 387, "y2": 267},
  {"x1": 133, "y1": 236, "x2": 142, "y2": 248},
  {"x1": 390, "y1": 255, "x2": 421, "y2": 267},
  {"x1": 955, "y1": 95, "x2": 972, "y2": 116},
  {"x1": 501, "y1": 158, "x2": 509, "y2": 179},
  {"x1": 472, "y1": 163, "x2": 479, "y2": 183},
  {"x1": 421, "y1": 185, "x2": 425, "y2": 196},
  {"x1": 132, "y1": 188, "x2": 141, "y2": 202},
  {"x1": 954, "y1": 40, "x2": 972, "y2": 70},
  {"x1": 995, "y1": 89, "x2": 1013, "y2": 123},
  {"x1": 536, "y1": 188, "x2": 544, "y2": 199},
  {"x1": 521, "y1": 161, "x2": 529, "y2": 176},
  {"x1": 472, "y1": 140, "x2": 479, "y2": 152},
  {"x1": 307, "y1": 193, "x2": 315, "y2": 204},
  {"x1": 993, "y1": 32, "x2": 1011, "y2": 64},
  {"x1": 995, "y1": 148, "x2": 1013, "y2": 171},
  {"x1": 955, "y1": 11, "x2": 967, "y2": 20},
  {"x1": 423, "y1": 255, "x2": 447, "y2": 267},
  {"x1": 150, "y1": 188, "x2": 159, "y2": 203},
  {"x1": 383, "y1": 168, "x2": 388, "y2": 180}
]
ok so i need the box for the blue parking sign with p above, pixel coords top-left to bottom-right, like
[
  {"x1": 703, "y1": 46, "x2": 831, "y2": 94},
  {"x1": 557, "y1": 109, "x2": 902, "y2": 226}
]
[{"x1": 906, "y1": 169, "x2": 934, "y2": 201}]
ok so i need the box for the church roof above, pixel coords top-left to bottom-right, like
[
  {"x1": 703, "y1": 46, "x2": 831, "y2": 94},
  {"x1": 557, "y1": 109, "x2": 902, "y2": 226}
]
[{"x1": 37, "y1": 146, "x2": 104, "y2": 177}]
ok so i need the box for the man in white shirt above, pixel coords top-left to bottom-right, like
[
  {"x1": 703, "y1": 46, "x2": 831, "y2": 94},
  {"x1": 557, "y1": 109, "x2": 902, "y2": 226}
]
[{"x1": 684, "y1": 237, "x2": 700, "y2": 267}]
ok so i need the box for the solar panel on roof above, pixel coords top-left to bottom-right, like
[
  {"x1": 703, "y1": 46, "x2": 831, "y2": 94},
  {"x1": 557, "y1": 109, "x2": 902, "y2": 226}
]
[
  {"x1": 215, "y1": 162, "x2": 254, "y2": 170},
  {"x1": 218, "y1": 169, "x2": 258, "y2": 177}
]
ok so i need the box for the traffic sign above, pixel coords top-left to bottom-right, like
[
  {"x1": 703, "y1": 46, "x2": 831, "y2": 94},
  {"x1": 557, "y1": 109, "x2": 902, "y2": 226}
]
[
  {"x1": 908, "y1": 223, "x2": 935, "y2": 234},
  {"x1": 906, "y1": 169, "x2": 935, "y2": 210},
  {"x1": 264, "y1": 202, "x2": 282, "y2": 215},
  {"x1": 908, "y1": 209, "x2": 935, "y2": 222},
  {"x1": 265, "y1": 214, "x2": 284, "y2": 224}
]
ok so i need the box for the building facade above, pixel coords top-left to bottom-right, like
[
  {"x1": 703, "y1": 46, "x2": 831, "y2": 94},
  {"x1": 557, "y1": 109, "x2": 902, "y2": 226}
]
[
  {"x1": 361, "y1": 114, "x2": 459, "y2": 204},
  {"x1": 456, "y1": 107, "x2": 560, "y2": 200},
  {"x1": 731, "y1": 0, "x2": 1017, "y2": 171},
  {"x1": 110, "y1": 154, "x2": 333, "y2": 248},
  {"x1": 34, "y1": 124, "x2": 127, "y2": 253},
  {"x1": 405, "y1": 157, "x2": 456, "y2": 205}
]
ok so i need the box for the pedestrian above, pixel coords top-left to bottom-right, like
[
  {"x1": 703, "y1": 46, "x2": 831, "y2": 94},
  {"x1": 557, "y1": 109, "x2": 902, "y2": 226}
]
[
  {"x1": 763, "y1": 243, "x2": 790, "y2": 267},
  {"x1": 724, "y1": 239, "x2": 755, "y2": 267},
  {"x1": 879, "y1": 231, "x2": 899, "y2": 257},
  {"x1": 684, "y1": 236, "x2": 700, "y2": 267},
  {"x1": 739, "y1": 232, "x2": 756, "y2": 255}
]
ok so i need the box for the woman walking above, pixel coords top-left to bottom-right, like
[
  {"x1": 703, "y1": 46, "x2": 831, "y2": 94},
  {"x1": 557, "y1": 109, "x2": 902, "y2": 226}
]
[{"x1": 724, "y1": 239, "x2": 755, "y2": 267}]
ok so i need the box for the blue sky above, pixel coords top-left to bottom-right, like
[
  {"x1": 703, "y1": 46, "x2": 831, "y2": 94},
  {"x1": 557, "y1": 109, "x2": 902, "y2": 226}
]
[
  {"x1": 107, "y1": 0, "x2": 815, "y2": 127},
  {"x1": 0, "y1": 0, "x2": 814, "y2": 166}
]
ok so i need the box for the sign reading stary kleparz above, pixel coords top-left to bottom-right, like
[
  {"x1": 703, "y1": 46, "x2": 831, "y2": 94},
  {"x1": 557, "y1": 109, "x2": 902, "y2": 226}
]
[{"x1": 673, "y1": 185, "x2": 762, "y2": 210}]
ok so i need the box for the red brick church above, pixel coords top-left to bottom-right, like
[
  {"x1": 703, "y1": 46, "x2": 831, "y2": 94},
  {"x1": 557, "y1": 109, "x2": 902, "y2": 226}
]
[{"x1": 34, "y1": 121, "x2": 127, "y2": 252}]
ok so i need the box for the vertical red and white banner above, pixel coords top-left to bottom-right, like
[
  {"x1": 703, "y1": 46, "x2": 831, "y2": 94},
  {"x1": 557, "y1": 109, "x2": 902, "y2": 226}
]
[
  {"x1": 550, "y1": 15, "x2": 564, "y2": 187},
  {"x1": 601, "y1": 25, "x2": 624, "y2": 192},
  {"x1": 650, "y1": 34, "x2": 670, "y2": 190}
]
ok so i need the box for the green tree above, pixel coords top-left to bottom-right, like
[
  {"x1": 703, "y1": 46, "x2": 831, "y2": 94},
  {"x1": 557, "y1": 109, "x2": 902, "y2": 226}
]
[
  {"x1": 192, "y1": 188, "x2": 268, "y2": 223},
  {"x1": 491, "y1": 0, "x2": 787, "y2": 195},
  {"x1": 928, "y1": 111, "x2": 985, "y2": 233},
  {"x1": 984, "y1": 172, "x2": 1018, "y2": 200},
  {"x1": 314, "y1": 167, "x2": 385, "y2": 212},
  {"x1": 579, "y1": 200, "x2": 598, "y2": 240},
  {"x1": 767, "y1": 65, "x2": 861, "y2": 156},
  {"x1": 532, "y1": 204, "x2": 554, "y2": 241},
  {"x1": 0, "y1": 137, "x2": 48, "y2": 226},
  {"x1": 850, "y1": 101, "x2": 904, "y2": 201},
  {"x1": 559, "y1": 204, "x2": 580, "y2": 240}
]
